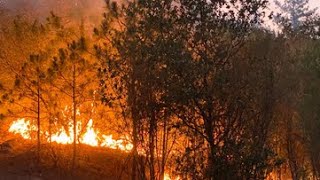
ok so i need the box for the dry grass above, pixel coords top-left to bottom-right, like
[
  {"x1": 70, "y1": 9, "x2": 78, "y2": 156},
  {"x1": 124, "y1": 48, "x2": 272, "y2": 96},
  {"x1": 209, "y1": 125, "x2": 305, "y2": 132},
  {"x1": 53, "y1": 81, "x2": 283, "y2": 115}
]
[{"x1": 0, "y1": 138, "x2": 132, "y2": 180}]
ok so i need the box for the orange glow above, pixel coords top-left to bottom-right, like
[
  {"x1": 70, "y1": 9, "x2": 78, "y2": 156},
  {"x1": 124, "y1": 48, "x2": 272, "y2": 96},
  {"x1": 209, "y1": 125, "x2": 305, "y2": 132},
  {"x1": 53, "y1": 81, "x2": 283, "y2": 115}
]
[
  {"x1": 101, "y1": 135, "x2": 133, "y2": 152},
  {"x1": 9, "y1": 118, "x2": 36, "y2": 139},
  {"x1": 9, "y1": 118, "x2": 133, "y2": 152},
  {"x1": 164, "y1": 173, "x2": 180, "y2": 180},
  {"x1": 80, "y1": 119, "x2": 99, "y2": 146},
  {"x1": 9, "y1": 118, "x2": 178, "y2": 179}
]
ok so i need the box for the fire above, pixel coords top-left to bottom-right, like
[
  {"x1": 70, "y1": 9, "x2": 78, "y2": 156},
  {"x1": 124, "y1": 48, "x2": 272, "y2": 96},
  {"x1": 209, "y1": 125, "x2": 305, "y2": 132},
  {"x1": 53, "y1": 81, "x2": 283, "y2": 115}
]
[
  {"x1": 9, "y1": 118, "x2": 36, "y2": 139},
  {"x1": 9, "y1": 118, "x2": 176, "y2": 179},
  {"x1": 9, "y1": 118, "x2": 133, "y2": 152},
  {"x1": 80, "y1": 119, "x2": 99, "y2": 146},
  {"x1": 101, "y1": 135, "x2": 133, "y2": 151},
  {"x1": 164, "y1": 173, "x2": 180, "y2": 180},
  {"x1": 51, "y1": 128, "x2": 73, "y2": 144}
]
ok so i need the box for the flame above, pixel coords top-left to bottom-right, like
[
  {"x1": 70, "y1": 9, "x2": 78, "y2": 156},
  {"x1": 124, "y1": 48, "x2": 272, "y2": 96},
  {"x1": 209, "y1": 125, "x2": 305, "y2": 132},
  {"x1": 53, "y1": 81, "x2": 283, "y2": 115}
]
[
  {"x1": 9, "y1": 118, "x2": 36, "y2": 139},
  {"x1": 81, "y1": 119, "x2": 99, "y2": 146},
  {"x1": 164, "y1": 173, "x2": 180, "y2": 180},
  {"x1": 101, "y1": 135, "x2": 133, "y2": 152},
  {"x1": 9, "y1": 118, "x2": 133, "y2": 152},
  {"x1": 9, "y1": 118, "x2": 179, "y2": 179}
]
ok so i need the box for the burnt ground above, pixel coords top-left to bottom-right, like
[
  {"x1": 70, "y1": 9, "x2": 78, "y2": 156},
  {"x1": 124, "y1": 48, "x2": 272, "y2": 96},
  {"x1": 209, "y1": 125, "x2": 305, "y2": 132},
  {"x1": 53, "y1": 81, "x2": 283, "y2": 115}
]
[{"x1": 0, "y1": 138, "x2": 132, "y2": 180}]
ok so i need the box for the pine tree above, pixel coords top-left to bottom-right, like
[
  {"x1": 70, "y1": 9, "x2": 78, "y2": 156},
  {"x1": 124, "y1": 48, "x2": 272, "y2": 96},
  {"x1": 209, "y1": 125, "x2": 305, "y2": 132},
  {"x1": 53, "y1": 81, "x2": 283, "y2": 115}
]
[
  {"x1": 48, "y1": 36, "x2": 97, "y2": 174},
  {"x1": 275, "y1": 0, "x2": 318, "y2": 30},
  {"x1": 1, "y1": 16, "x2": 66, "y2": 164},
  {"x1": 10, "y1": 54, "x2": 67, "y2": 165}
]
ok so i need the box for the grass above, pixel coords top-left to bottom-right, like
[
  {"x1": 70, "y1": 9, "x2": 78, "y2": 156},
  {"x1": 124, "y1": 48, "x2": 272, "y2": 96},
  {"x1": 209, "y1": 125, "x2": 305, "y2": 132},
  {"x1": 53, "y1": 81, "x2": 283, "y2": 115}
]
[{"x1": 0, "y1": 138, "x2": 132, "y2": 180}]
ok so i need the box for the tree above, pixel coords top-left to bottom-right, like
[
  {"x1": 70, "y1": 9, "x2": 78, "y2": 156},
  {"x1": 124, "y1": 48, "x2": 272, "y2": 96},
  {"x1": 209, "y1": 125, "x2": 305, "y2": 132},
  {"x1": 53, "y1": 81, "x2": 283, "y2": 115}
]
[
  {"x1": 250, "y1": 31, "x2": 309, "y2": 180},
  {"x1": 0, "y1": 13, "x2": 69, "y2": 88},
  {"x1": 300, "y1": 39, "x2": 320, "y2": 179},
  {"x1": 49, "y1": 36, "x2": 97, "y2": 174},
  {"x1": 0, "y1": 15, "x2": 67, "y2": 165},
  {"x1": 96, "y1": 0, "x2": 275, "y2": 179},
  {"x1": 163, "y1": 1, "x2": 277, "y2": 179},
  {"x1": 96, "y1": 1, "x2": 181, "y2": 179},
  {"x1": 8, "y1": 53, "x2": 51, "y2": 163},
  {"x1": 275, "y1": 0, "x2": 318, "y2": 30}
]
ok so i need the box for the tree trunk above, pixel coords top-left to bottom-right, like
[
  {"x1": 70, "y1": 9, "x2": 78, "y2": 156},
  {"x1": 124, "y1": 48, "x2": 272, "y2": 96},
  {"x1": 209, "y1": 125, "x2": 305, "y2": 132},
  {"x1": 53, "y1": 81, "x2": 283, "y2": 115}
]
[
  {"x1": 287, "y1": 115, "x2": 298, "y2": 180},
  {"x1": 129, "y1": 77, "x2": 139, "y2": 180},
  {"x1": 72, "y1": 63, "x2": 77, "y2": 174},
  {"x1": 131, "y1": 110, "x2": 138, "y2": 180},
  {"x1": 311, "y1": 153, "x2": 320, "y2": 180},
  {"x1": 204, "y1": 118, "x2": 215, "y2": 179},
  {"x1": 37, "y1": 75, "x2": 41, "y2": 163},
  {"x1": 36, "y1": 58, "x2": 41, "y2": 164},
  {"x1": 160, "y1": 117, "x2": 167, "y2": 180},
  {"x1": 148, "y1": 110, "x2": 156, "y2": 180}
]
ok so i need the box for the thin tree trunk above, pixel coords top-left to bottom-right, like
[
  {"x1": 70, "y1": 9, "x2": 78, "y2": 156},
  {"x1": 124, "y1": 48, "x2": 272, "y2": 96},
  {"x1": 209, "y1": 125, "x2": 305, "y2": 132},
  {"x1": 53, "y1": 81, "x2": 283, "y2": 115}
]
[
  {"x1": 131, "y1": 111, "x2": 138, "y2": 180},
  {"x1": 130, "y1": 77, "x2": 138, "y2": 180},
  {"x1": 37, "y1": 74, "x2": 41, "y2": 163},
  {"x1": 287, "y1": 115, "x2": 298, "y2": 180},
  {"x1": 311, "y1": 153, "x2": 320, "y2": 180},
  {"x1": 139, "y1": 156, "x2": 147, "y2": 180},
  {"x1": 36, "y1": 57, "x2": 41, "y2": 164},
  {"x1": 49, "y1": 117, "x2": 52, "y2": 144},
  {"x1": 204, "y1": 118, "x2": 215, "y2": 179},
  {"x1": 160, "y1": 117, "x2": 167, "y2": 180},
  {"x1": 149, "y1": 111, "x2": 156, "y2": 180},
  {"x1": 72, "y1": 63, "x2": 77, "y2": 174}
]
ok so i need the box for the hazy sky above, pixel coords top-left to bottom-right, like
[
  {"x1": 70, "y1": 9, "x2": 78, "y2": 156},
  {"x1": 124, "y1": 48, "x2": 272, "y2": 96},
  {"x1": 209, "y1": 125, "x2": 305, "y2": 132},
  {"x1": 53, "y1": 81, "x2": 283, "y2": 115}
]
[
  {"x1": 262, "y1": 0, "x2": 320, "y2": 30},
  {"x1": 1, "y1": 0, "x2": 319, "y2": 17},
  {"x1": 273, "y1": 0, "x2": 320, "y2": 12},
  {"x1": 2, "y1": 0, "x2": 319, "y2": 11},
  {"x1": 310, "y1": 0, "x2": 320, "y2": 10}
]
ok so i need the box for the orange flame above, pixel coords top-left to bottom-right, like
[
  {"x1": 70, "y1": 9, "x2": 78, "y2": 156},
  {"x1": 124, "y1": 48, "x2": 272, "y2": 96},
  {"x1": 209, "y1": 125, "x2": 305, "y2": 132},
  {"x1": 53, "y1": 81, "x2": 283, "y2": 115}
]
[
  {"x1": 101, "y1": 135, "x2": 133, "y2": 151},
  {"x1": 9, "y1": 118, "x2": 36, "y2": 139},
  {"x1": 9, "y1": 118, "x2": 176, "y2": 179},
  {"x1": 9, "y1": 118, "x2": 133, "y2": 152},
  {"x1": 164, "y1": 173, "x2": 180, "y2": 180},
  {"x1": 81, "y1": 119, "x2": 99, "y2": 146}
]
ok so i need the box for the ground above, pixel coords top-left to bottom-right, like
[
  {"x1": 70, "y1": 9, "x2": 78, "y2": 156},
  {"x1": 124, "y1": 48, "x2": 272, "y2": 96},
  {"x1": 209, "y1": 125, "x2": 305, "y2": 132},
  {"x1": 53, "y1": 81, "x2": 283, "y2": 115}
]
[{"x1": 0, "y1": 138, "x2": 132, "y2": 180}]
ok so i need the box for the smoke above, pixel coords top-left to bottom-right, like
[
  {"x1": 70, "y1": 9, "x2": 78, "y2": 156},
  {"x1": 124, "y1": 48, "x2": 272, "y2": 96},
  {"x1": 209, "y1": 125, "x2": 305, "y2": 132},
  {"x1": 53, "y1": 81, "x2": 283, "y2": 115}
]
[{"x1": 2, "y1": 0, "x2": 106, "y2": 21}]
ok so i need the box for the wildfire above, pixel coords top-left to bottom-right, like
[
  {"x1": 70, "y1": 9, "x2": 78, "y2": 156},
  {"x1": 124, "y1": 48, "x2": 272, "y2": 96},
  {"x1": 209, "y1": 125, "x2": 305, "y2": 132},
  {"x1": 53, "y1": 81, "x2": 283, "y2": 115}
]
[
  {"x1": 9, "y1": 118, "x2": 176, "y2": 180},
  {"x1": 81, "y1": 119, "x2": 99, "y2": 146},
  {"x1": 164, "y1": 173, "x2": 180, "y2": 180},
  {"x1": 9, "y1": 118, "x2": 133, "y2": 152},
  {"x1": 101, "y1": 134, "x2": 133, "y2": 150},
  {"x1": 9, "y1": 118, "x2": 37, "y2": 139}
]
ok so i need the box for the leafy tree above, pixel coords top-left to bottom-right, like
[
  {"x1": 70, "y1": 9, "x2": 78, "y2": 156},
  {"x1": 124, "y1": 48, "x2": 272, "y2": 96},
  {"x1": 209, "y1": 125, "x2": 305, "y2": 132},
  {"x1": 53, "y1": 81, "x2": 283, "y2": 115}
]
[
  {"x1": 95, "y1": 0, "x2": 280, "y2": 179},
  {"x1": 162, "y1": 1, "x2": 277, "y2": 179},
  {"x1": 96, "y1": 1, "x2": 181, "y2": 179},
  {"x1": 300, "y1": 39, "x2": 320, "y2": 179}
]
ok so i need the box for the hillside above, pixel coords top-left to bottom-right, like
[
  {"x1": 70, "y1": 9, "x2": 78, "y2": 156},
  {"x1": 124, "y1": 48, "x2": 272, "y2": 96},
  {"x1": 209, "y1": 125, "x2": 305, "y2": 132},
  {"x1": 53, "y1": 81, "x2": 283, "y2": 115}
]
[{"x1": 0, "y1": 138, "x2": 131, "y2": 180}]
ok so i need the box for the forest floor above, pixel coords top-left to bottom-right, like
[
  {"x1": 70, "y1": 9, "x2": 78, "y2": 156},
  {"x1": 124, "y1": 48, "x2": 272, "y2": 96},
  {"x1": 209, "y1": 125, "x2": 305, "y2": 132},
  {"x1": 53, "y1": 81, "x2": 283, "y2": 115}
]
[{"x1": 0, "y1": 137, "x2": 132, "y2": 180}]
